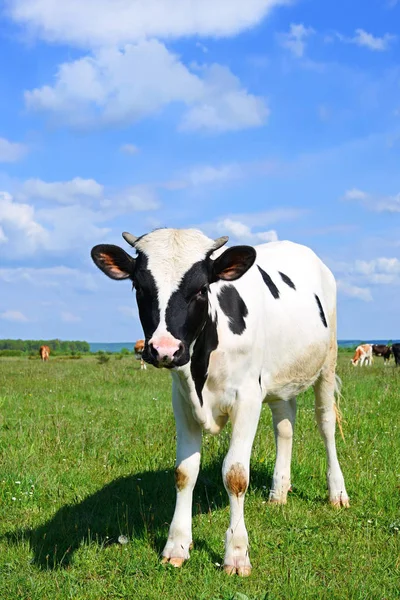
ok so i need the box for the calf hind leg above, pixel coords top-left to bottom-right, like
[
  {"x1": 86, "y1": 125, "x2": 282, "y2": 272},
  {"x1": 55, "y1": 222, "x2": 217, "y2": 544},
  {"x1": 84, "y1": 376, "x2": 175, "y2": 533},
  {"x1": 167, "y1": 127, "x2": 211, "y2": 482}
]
[{"x1": 314, "y1": 373, "x2": 349, "y2": 507}]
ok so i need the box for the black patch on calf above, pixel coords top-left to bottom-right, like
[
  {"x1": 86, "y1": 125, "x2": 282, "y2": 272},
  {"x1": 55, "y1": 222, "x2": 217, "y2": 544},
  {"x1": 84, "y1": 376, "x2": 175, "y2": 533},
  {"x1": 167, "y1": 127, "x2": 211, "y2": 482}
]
[
  {"x1": 165, "y1": 261, "x2": 210, "y2": 347},
  {"x1": 315, "y1": 294, "x2": 328, "y2": 328},
  {"x1": 133, "y1": 253, "x2": 160, "y2": 362},
  {"x1": 279, "y1": 271, "x2": 296, "y2": 290},
  {"x1": 191, "y1": 315, "x2": 219, "y2": 405},
  {"x1": 217, "y1": 285, "x2": 248, "y2": 335},
  {"x1": 257, "y1": 266, "x2": 280, "y2": 299}
]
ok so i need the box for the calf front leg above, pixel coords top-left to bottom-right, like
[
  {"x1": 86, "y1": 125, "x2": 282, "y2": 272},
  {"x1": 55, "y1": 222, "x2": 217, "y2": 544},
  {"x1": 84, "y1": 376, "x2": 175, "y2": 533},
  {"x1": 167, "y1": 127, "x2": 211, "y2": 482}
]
[
  {"x1": 222, "y1": 393, "x2": 261, "y2": 577},
  {"x1": 162, "y1": 383, "x2": 201, "y2": 567}
]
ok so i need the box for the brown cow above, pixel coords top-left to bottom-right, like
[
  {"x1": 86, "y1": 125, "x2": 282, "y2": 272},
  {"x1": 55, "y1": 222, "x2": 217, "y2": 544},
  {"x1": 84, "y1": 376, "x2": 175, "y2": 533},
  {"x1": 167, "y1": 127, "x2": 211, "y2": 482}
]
[
  {"x1": 372, "y1": 344, "x2": 391, "y2": 364},
  {"x1": 134, "y1": 339, "x2": 146, "y2": 370},
  {"x1": 39, "y1": 345, "x2": 50, "y2": 361}
]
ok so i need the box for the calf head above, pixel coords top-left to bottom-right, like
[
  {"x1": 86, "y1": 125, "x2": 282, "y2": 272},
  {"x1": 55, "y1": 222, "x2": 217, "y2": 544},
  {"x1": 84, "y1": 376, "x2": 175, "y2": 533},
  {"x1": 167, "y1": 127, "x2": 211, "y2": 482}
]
[{"x1": 91, "y1": 228, "x2": 255, "y2": 368}]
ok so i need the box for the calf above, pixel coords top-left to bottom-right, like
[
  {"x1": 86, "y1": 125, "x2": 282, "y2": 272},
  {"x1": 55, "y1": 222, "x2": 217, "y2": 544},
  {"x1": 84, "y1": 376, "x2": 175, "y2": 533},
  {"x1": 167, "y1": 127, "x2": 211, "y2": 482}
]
[
  {"x1": 39, "y1": 345, "x2": 50, "y2": 361},
  {"x1": 392, "y1": 343, "x2": 400, "y2": 366},
  {"x1": 351, "y1": 344, "x2": 373, "y2": 367},
  {"x1": 134, "y1": 339, "x2": 147, "y2": 370},
  {"x1": 91, "y1": 228, "x2": 349, "y2": 576},
  {"x1": 372, "y1": 344, "x2": 391, "y2": 364}
]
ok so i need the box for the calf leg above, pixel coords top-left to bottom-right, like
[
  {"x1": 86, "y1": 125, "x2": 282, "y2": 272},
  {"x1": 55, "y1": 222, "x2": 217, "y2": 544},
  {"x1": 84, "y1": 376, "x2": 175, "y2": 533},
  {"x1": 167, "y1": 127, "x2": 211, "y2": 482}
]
[
  {"x1": 222, "y1": 391, "x2": 261, "y2": 577},
  {"x1": 162, "y1": 382, "x2": 201, "y2": 567},
  {"x1": 314, "y1": 373, "x2": 349, "y2": 507},
  {"x1": 268, "y1": 398, "x2": 296, "y2": 504}
]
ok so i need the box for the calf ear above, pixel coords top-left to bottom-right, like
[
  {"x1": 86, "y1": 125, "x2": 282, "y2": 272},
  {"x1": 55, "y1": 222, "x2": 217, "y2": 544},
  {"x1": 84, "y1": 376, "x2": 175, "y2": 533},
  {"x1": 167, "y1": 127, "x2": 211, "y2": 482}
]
[
  {"x1": 91, "y1": 244, "x2": 136, "y2": 280},
  {"x1": 211, "y1": 246, "x2": 256, "y2": 282}
]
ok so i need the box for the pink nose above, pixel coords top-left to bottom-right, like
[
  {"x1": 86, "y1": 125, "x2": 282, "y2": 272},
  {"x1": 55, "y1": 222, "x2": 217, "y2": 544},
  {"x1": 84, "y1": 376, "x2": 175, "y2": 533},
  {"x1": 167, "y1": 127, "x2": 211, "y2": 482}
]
[{"x1": 149, "y1": 335, "x2": 182, "y2": 362}]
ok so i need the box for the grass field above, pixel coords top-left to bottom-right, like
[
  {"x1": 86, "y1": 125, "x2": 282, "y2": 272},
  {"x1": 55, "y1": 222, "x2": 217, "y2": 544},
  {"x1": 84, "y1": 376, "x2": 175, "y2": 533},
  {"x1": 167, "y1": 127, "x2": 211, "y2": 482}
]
[{"x1": 0, "y1": 354, "x2": 399, "y2": 599}]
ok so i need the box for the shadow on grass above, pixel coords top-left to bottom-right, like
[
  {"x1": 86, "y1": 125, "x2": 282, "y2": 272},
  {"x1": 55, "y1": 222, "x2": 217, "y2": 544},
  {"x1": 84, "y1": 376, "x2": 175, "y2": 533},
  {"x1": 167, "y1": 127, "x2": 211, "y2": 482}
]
[{"x1": 3, "y1": 461, "x2": 276, "y2": 570}]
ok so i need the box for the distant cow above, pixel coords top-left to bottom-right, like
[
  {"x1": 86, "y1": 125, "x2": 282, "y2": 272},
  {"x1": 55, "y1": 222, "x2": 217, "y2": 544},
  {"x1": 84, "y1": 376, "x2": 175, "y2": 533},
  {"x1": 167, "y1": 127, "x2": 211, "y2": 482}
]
[
  {"x1": 91, "y1": 227, "x2": 349, "y2": 576},
  {"x1": 351, "y1": 344, "x2": 373, "y2": 367},
  {"x1": 134, "y1": 339, "x2": 147, "y2": 370},
  {"x1": 372, "y1": 344, "x2": 391, "y2": 364},
  {"x1": 39, "y1": 345, "x2": 50, "y2": 361},
  {"x1": 392, "y1": 343, "x2": 400, "y2": 366}
]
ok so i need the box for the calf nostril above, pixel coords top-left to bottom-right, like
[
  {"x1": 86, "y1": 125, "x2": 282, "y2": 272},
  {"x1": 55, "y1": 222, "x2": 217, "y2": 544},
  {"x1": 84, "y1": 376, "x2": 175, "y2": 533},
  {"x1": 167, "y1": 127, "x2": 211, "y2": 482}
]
[
  {"x1": 173, "y1": 343, "x2": 184, "y2": 359},
  {"x1": 149, "y1": 342, "x2": 159, "y2": 360}
]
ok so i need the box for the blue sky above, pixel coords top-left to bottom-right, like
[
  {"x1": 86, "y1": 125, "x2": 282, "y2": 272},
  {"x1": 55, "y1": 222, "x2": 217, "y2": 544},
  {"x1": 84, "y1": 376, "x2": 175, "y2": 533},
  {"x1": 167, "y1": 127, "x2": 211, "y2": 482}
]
[{"x1": 0, "y1": 0, "x2": 399, "y2": 342}]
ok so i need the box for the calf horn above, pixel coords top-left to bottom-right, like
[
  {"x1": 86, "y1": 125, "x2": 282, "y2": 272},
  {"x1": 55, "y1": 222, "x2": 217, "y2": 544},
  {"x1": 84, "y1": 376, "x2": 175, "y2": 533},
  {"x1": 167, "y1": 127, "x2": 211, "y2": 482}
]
[
  {"x1": 212, "y1": 236, "x2": 229, "y2": 251},
  {"x1": 122, "y1": 232, "x2": 139, "y2": 247}
]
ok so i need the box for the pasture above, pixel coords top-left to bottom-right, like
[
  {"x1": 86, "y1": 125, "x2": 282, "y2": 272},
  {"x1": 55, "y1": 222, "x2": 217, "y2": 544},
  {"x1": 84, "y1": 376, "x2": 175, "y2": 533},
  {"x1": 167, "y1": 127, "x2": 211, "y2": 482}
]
[{"x1": 0, "y1": 355, "x2": 399, "y2": 599}]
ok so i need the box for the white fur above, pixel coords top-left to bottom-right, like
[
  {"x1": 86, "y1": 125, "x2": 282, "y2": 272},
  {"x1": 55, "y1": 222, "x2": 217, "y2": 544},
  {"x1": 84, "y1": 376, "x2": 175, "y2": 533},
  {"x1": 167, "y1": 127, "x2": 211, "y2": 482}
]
[{"x1": 134, "y1": 230, "x2": 348, "y2": 573}]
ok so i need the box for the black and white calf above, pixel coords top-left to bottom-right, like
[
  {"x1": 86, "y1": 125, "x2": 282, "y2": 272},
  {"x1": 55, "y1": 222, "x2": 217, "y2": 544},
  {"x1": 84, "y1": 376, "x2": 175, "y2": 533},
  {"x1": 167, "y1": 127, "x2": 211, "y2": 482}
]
[{"x1": 91, "y1": 228, "x2": 349, "y2": 576}]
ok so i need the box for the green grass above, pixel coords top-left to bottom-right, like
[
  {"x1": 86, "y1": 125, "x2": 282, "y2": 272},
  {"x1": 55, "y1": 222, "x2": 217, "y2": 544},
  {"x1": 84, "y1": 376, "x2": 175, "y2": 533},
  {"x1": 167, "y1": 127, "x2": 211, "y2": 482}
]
[{"x1": 0, "y1": 355, "x2": 399, "y2": 599}]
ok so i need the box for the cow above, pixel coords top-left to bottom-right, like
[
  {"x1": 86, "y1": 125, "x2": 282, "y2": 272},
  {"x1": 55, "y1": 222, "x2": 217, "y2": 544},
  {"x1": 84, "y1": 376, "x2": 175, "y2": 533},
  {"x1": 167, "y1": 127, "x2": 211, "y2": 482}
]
[
  {"x1": 134, "y1": 339, "x2": 147, "y2": 370},
  {"x1": 392, "y1": 343, "x2": 400, "y2": 366},
  {"x1": 372, "y1": 344, "x2": 391, "y2": 364},
  {"x1": 39, "y1": 345, "x2": 50, "y2": 361},
  {"x1": 351, "y1": 344, "x2": 373, "y2": 367},
  {"x1": 91, "y1": 228, "x2": 349, "y2": 577}
]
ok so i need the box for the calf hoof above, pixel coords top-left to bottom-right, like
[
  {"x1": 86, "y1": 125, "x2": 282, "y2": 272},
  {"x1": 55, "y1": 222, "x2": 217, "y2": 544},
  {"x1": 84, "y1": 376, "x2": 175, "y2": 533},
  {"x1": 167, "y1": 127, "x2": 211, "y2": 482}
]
[
  {"x1": 268, "y1": 496, "x2": 287, "y2": 505},
  {"x1": 330, "y1": 496, "x2": 350, "y2": 508},
  {"x1": 223, "y1": 564, "x2": 252, "y2": 577},
  {"x1": 161, "y1": 556, "x2": 185, "y2": 568},
  {"x1": 268, "y1": 485, "x2": 291, "y2": 505}
]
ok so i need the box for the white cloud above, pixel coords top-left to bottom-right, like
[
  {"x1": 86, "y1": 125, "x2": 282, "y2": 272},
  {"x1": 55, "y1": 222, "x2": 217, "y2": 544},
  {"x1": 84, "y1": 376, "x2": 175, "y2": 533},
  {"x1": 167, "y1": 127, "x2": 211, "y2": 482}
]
[
  {"x1": 330, "y1": 257, "x2": 400, "y2": 302},
  {"x1": 0, "y1": 173, "x2": 161, "y2": 258},
  {"x1": 352, "y1": 29, "x2": 395, "y2": 51},
  {"x1": 7, "y1": 0, "x2": 287, "y2": 48},
  {"x1": 19, "y1": 177, "x2": 104, "y2": 204},
  {"x1": 0, "y1": 191, "x2": 48, "y2": 252},
  {"x1": 375, "y1": 194, "x2": 400, "y2": 213},
  {"x1": 337, "y1": 281, "x2": 372, "y2": 302},
  {"x1": 179, "y1": 64, "x2": 269, "y2": 132},
  {"x1": 336, "y1": 29, "x2": 396, "y2": 51},
  {"x1": 200, "y1": 208, "x2": 303, "y2": 245},
  {"x1": 278, "y1": 23, "x2": 315, "y2": 58},
  {"x1": 61, "y1": 311, "x2": 81, "y2": 323},
  {"x1": 120, "y1": 143, "x2": 139, "y2": 155},
  {"x1": 216, "y1": 218, "x2": 278, "y2": 244},
  {"x1": 184, "y1": 164, "x2": 241, "y2": 186},
  {"x1": 0, "y1": 309, "x2": 29, "y2": 322},
  {"x1": 343, "y1": 188, "x2": 400, "y2": 212},
  {"x1": 0, "y1": 137, "x2": 28, "y2": 162},
  {"x1": 343, "y1": 188, "x2": 369, "y2": 201},
  {"x1": 0, "y1": 190, "x2": 107, "y2": 259},
  {"x1": 353, "y1": 258, "x2": 400, "y2": 284},
  {"x1": 25, "y1": 41, "x2": 269, "y2": 132}
]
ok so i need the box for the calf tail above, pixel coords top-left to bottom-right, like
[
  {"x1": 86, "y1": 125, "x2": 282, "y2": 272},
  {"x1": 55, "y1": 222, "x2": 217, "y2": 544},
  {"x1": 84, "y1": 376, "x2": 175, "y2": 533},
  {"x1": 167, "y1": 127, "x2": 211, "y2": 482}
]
[{"x1": 334, "y1": 374, "x2": 345, "y2": 441}]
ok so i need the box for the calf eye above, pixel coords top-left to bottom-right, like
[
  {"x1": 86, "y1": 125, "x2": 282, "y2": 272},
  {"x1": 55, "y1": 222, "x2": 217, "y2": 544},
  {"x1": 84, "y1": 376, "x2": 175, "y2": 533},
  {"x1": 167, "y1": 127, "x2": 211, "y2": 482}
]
[
  {"x1": 188, "y1": 286, "x2": 208, "y2": 302},
  {"x1": 197, "y1": 286, "x2": 208, "y2": 297}
]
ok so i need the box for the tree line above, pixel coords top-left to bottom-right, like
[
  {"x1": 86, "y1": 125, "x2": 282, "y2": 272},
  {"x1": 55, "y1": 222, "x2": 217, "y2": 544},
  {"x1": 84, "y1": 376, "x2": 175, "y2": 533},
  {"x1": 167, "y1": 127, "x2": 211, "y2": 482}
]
[{"x1": 0, "y1": 339, "x2": 90, "y2": 355}]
